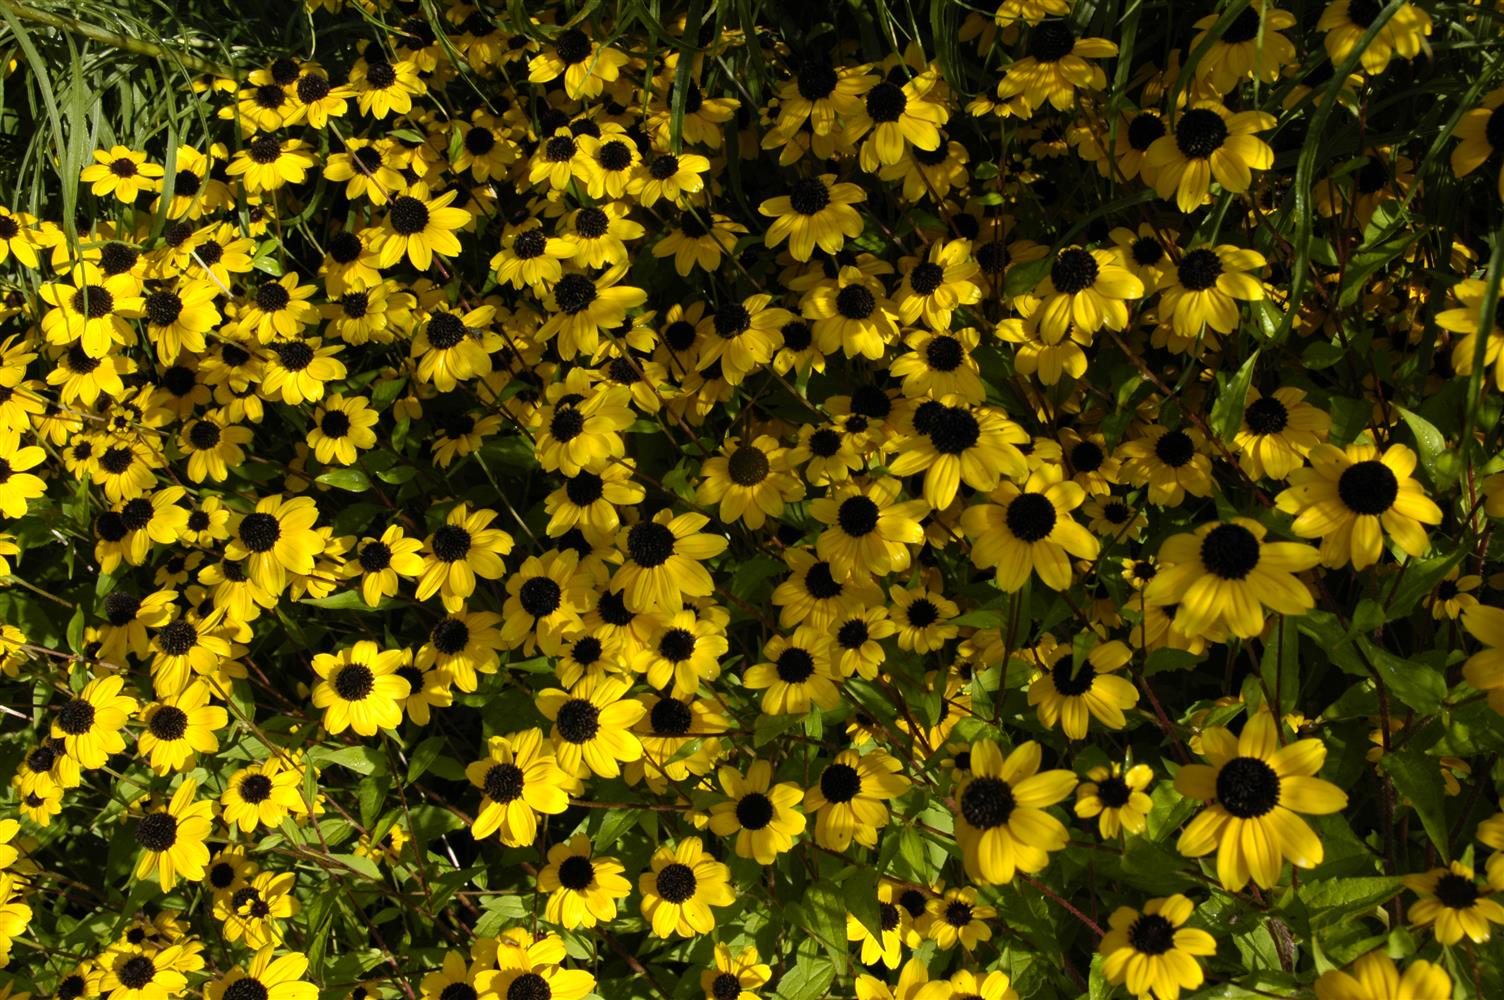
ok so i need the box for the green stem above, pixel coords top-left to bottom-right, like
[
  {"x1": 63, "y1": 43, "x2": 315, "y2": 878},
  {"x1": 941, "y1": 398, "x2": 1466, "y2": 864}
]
[{"x1": 0, "y1": 0, "x2": 242, "y2": 79}]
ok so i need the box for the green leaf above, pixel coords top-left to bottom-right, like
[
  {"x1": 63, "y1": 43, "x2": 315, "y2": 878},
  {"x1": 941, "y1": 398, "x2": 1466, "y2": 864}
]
[
  {"x1": 316, "y1": 468, "x2": 372, "y2": 492},
  {"x1": 406, "y1": 736, "x2": 446, "y2": 783},
  {"x1": 300, "y1": 591, "x2": 394, "y2": 611},
  {"x1": 801, "y1": 885, "x2": 848, "y2": 961},
  {"x1": 309, "y1": 745, "x2": 386, "y2": 776},
  {"x1": 1394, "y1": 406, "x2": 1452, "y2": 488},
  {"x1": 1386, "y1": 549, "x2": 1467, "y2": 619},
  {"x1": 775, "y1": 956, "x2": 835, "y2": 1000},
  {"x1": 1382, "y1": 745, "x2": 1450, "y2": 856},
  {"x1": 370, "y1": 376, "x2": 408, "y2": 411},
  {"x1": 1209, "y1": 349, "x2": 1260, "y2": 444},
  {"x1": 1355, "y1": 637, "x2": 1445, "y2": 714}
]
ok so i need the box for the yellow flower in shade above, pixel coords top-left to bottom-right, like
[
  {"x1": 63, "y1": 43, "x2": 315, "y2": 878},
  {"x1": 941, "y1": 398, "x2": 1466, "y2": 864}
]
[
  {"x1": 226, "y1": 136, "x2": 317, "y2": 194},
  {"x1": 1144, "y1": 518, "x2": 1318, "y2": 639},
  {"x1": 759, "y1": 174, "x2": 867, "y2": 262},
  {"x1": 1276, "y1": 443, "x2": 1442, "y2": 570},
  {"x1": 858, "y1": 957, "x2": 931, "y2": 1000},
  {"x1": 708, "y1": 760, "x2": 806, "y2": 864},
  {"x1": 221, "y1": 761, "x2": 307, "y2": 832},
  {"x1": 1157, "y1": 245, "x2": 1264, "y2": 336},
  {"x1": 1027, "y1": 638, "x2": 1139, "y2": 739},
  {"x1": 995, "y1": 23, "x2": 1117, "y2": 113},
  {"x1": 629, "y1": 151, "x2": 711, "y2": 208},
  {"x1": 1076, "y1": 763, "x2": 1155, "y2": 837},
  {"x1": 811, "y1": 478, "x2": 929, "y2": 580},
  {"x1": 467, "y1": 729, "x2": 571, "y2": 846},
  {"x1": 1099, "y1": 895, "x2": 1216, "y2": 1000},
  {"x1": 311, "y1": 642, "x2": 408, "y2": 736},
  {"x1": 1437, "y1": 278, "x2": 1504, "y2": 389},
  {"x1": 1232, "y1": 387, "x2": 1331, "y2": 481},
  {"x1": 700, "y1": 944, "x2": 770, "y2": 1000},
  {"x1": 535, "y1": 382, "x2": 634, "y2": 477},
  {"x1": 53, "y1": 674, "x2": 139, "y2": 769},
  {"x1": 1315, "y1": 950, "x2": 1451, "y2": 1000},
  {"x1": 134, "y1": 778, "x2": 213, "y2": 889},
  {"x1": 954, "y1": 739, "x2": 1076, "y2": 884},
  {"x1": 1404, "y1": 862, "x2": 1504, "y2": 944},
  {"x1": 1462, "y1": 605, "x2": 1504, "y2": 713},
  {"x1": 204, "y1": 947, "x2": 318, "y2": 1000},
  {"x1": 377, "y1": 184, "x2": 472, "y2": 271},
  {"x1": 697, "y1": 434, "x2": 805, "y2": 530},
  {"x1": 1190, "y1": 4, "x2": 1298, "y2": 94},
  {"x1": 743, "y1": 627, "x2": 841, "y2": 716},
  {"x1": 849, "y1": 881, "x2": 908, "y2": 967},
  {"x1": 1428, "y1": 569, "x2": 1481, "y2": 621},
  {"x1": 892, "y1": 327, "x2": 984, "y2": 404},
  {"x1": 80, "y1": 146, "x2": 163, "y2": 202},
  {"x1": 545, "y1": 461, "x2": 645, "y2": 547},
  {"x1": 527, "y1": 28, "x2": 630, "y2": 100},
  {"x1": 926, "y1": 886, "x2": 995, "y2": 951},
  {"x1": 612, "y1": 510, "x2": 727, "y2": 614},
  {"x1": 1117, "y1": 425, "x2": 1215, "y2": 507},
  {"x1": 138, "y1": 681, "x2": 227, "y2": 776},
  {"x1": 416, "y1": 503, "x2": 515, "y2": 611},
  {"x1": 804, "y1": 748, "x2": 910, "y2": 850},
  {"x1": 537, "y1": 833, "x2": 632, "y2": 929},
  {"x1": 638, "y1": 837, "x2": 736, "y2": 939},
  {"x1": 492, "y1": 224, "x2": 576, "y2": 290},
  {"x1": 538, "y1": 265, "x2": 648, "y2": 361},
  {"x1": 349, "y1": 52, "x2": 426, "y2": 118},
  {"x1": 1318, "y1": 0, "x2": 1432, "y2": 76},
  {"x1": 633, "y1": 606, "x2": 730, "y2": 696},
  {"x1": 97, "y1": 943, "x2": 200, "y2": 1000},
  {"x1": 216, "y1": 873, "x2": 299, "y2": 949},
  {"x1": 226, "y1": 494, "x2": 325, "y2": 595},
  {"x1": 698, "y1": 294, "x2": 795, "y2": 384},
  {"x1": 889, "y1": 401, "x2": 1028, "y2": 510},
  {"x1": 419, "y1": 949, "x2": 486, "y2": 1000},
  {"x1": 1174, "y1": 710, "x2": 1348, "y2": 890},
  {"x1": 1451, "y1": 87, "x2": 1504, "y2": 202},
  {"x1": 848, "y1": 72, "x2": 948, "y2": 172},
  {"x1": 537, "y1": 674, "x2": 646, "y2": 779},
  {"x1": 962, "y1": 468, "x2": 1098, "y2": 592},
  {"x1": 889, "y1": 586, "x2": 958, "y2": 653},
  {"x1": 1143, "y1": 103, "x2": 1274, "y2": 213}
]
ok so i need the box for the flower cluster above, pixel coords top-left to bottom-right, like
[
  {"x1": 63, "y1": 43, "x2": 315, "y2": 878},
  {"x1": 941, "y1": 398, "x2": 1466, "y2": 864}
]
[{"x1": 0, "y1": 0, "x2": 1502, "y2": 999}]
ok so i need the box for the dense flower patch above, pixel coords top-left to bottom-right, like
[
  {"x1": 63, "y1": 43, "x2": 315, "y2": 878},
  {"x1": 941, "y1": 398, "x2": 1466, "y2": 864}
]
[{"x1": 0, "y1": 0, "x2": 1503, "y2": 997}]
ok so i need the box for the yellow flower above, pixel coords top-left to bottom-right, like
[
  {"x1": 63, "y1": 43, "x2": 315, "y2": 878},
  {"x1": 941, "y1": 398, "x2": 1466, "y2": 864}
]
[
  {"x1": 80, "y1": 146, "x2": 163, "y2": 202},
  {"x1": 638, "y1": 837, "x2": 735, "y2": 938},
  {"x1": 707, "y1": 760, "x2": 806, "y2": 864},
  {"x1": 953, "y1": 738, "x2": 1075, "y2": 884},
  {"x1": 1099, "y1": 895, "x2": 1216, "y2": 1000},
  {"x1": 537, "y1": 834, "x2": 631, "y2": 929},
  {"x1": 133, "y1": 778, "x2": 213, "y2": 889},
  {"x1": 467, "y1": 729, "x2": 571, "y2": 846},
  {"x1": 310, "y1": 641, "x2": 410, "y2": 736},
  {"x1": 376, "y1": 184, "x2": 472, "y2": 271}
]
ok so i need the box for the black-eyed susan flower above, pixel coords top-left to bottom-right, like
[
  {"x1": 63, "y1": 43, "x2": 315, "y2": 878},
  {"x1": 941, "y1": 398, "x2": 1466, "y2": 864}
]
[
  {"x1": 700, "y1": 944, "x2": 770, "y2": 1000},
  {"x1": 1031, "y1": 246, "x2": 1144, "y2": 343},
  {"x1": 537, "y1": 833, "x2": 632, "y2": 929},
  {"x1": 306, "y1": 394, "x2": 378, "y2": 466},
  {"x1": 535, "y1": 382, "x2": 634, "y2": 477},
  {"x1": 697, "y1": 435, "x2": 804, "y2": 530},
  {"x1": 1429, "y1": 569, "x2": 1481, "y2": 621},
  {"x1": 204, "y1": 947, "x2": 317, "y2": 1000},
  {"x1": 1027, "y1": 637, "x2": 1138, "y2": 739},
  {"x1": 639, "y1": 837, "x2": 735, "y2": 939},
  {"x1": 1404, "y1": 862, "x2": 1504, "y2": 944},
  {"x1": 634, "y1": 606, "x2": 730, "y2": 696},
  {"x1": 1099, "y1": 895, "x2": 1216, "y2": 1000},
  {"x1": 467, "y1": 729, "x2": 571, "y2": 847},
  {"x1": 707, "y1": 760, "x2": 806, "y2": 864},
  {"x1": 39, "y1": 264, "x2": 144, "y2": 359},
  {"x1": 925, "y1": 886, "x2": 994, "y2": 951},
  {"x1": 889, "y1": 400, "x2": 1028, "y2": 510},
  {"x1": 954, "y1": 738, "x2": 1075, "y2": 884},
  {"x1": 53, "y1": 674, "x2": 138, "y2": 770},
  {"x1": 1175, "y1": 710, "x2": 1347, "y2": 889},
  {"x1": 1145, "y1": 518, "x2": 1318, "y2": 639},
  {"x1": 995, "y1": 23, "x2": 1117, "y2": 113},
  {"x1": 698, "y1": 294, "x2": 795, "y2": 384},
  {"x1": 416, "y1": 503, "x2": 514, "y2": 611},
  {"x1": 630, "y1": 151, "x2": 711, "y2": 208},
  {"x1": 1117, "y1": 425, "x2": 1214, "y2": 507},
  {"x1": 612, "y1": 510, "x2": 727, "y2": 613},
  {"x1": 537, "y1": 674, "x2": 645, "y2": 779},
  {"x1": 849, "y1": 72, "x2": 948, "y2": 171},
  {"x1": 226, "y1": 494, "x2": 324, "y2": 594},
  {"x1": 1232, "y1": 387, "x2": 1331, "y2": 481},
  {"x1": 1276, "y1": 442, "x2": 1442, "y2": 569},
  {"x1": 1451, "y1": 87, "x2": 1504, "y2": 201},
  {"x1": 1190, "y1": 4, "x2": 1298, "y2": 94},
  {"x1": 133, "y1": 778, "x2": 212, "y2": 889},
  {"x1": 220, "y1": 761, "x2": 306, "y2": 832},
  {"x1": 759, "y1": 174, "x2": 866, "y2": 262},
  {"x1": 744, "y1": 626, "x2": 841, "y2": 716},
  {"x1": 137, "y1": 681, "x2": 226, "y2": 776},
  {"x1": 1076, "y1": 762, "x2": 1155, "y2": 837},
  {"x1": 96, "y1": 944, "x2": 200, "y2": 1000},
  {"x1": 1144, "y1": 103, "x2": 1274, "y2": 213},
  {"x1": 812, "y1": 478, "x2": 929, "y2": 580},
  {"x1": 1319, "y1": 0, "x2": 1432, "y2": 76},
  {"x1": 892, "y1": 327, "x2": 984, "y2": 404},
  {"x1": 81, "y1": 146, "x2": 163, "y2": 202},
  {"x1": 350, "y1": 525, "x2": 424, "y2": 607},
  {"x1": 545, "y1": 461, "x2": 645, "y2": 547},
  {"x1": 804, "y1": 748, "x2": 909, "y2": 850},
  {"x1": 527, "y1": 28, "x2": 630, "y2": 100},
  {"x1": 1314, "y1": 949, "x2": 1451, "y2": 1000},
  {"x1": 310, "y1": 641, "x2": 409, "y2": 736},
  {"x1": 1437, "y1": 277, "x2": 1504, "y2": 388},
  {"x1": 538, "y1": 265, "x2": 648, "y2": 361},
  {"x1": 1157, "y1": 245, "x2": 1265, "y2": 337},
  {"x1": 962, "y1": 468, "x2": 1098, "y2": 592},
  {"x1": 492, "y1": 224, "x2": 576, "y2": 290},
  {"x1": 376, "y1": 184, "x2": 472, "y2": 271}
]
